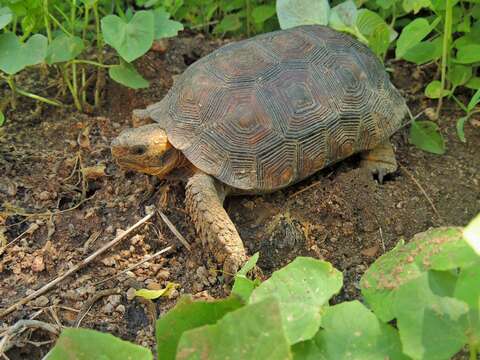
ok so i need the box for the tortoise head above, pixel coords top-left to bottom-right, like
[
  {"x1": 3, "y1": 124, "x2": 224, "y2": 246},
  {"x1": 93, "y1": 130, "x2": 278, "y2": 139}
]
[{"x1": 111, "y1": 123, "x2": 183, "y2": 178}]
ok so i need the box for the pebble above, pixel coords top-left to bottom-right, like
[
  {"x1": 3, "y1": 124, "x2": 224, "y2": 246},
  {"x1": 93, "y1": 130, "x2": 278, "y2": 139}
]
[
  {"x1": 116, "y1": 304, "x2": 126, "y2": 314},
  {"x1": 31, "y1": 256, "x2": 45, "y2": 272},
  {"x1": 102, "y1": 303, "x2": 114, "y2": 314},
  {"x1": 32, "y1": 296, "x2": 49, "y2": 307},
  {"x1": 107, "y1": 294, "x2": 122, "y2": 307},
  {"x1": 126, "y1": 287, "x2": 137, "y2": 301},
  {"x1": 146, "y1": 281, "x2": 161, "y2": 290},
  {"x1": 157, "y1": 269, "x2": 170, "y2": 280}
]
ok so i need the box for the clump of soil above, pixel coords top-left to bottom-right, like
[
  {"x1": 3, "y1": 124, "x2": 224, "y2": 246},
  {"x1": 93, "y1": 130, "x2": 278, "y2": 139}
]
[{"x1": 0, "y1": 33, "x2": 479, "y2": 359}]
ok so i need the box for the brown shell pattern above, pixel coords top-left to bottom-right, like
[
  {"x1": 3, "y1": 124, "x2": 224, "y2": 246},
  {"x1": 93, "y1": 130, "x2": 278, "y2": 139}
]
[{"x1": 147, "y1": 25, "x2": 408, "y2": 192}]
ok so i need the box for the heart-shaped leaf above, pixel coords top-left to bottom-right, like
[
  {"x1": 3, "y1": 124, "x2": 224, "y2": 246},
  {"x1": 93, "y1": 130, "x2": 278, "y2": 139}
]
[
  {"x1": 0, "y1": 33, "x2": 47, "y2": 74},
  {"x1": 424, "y1": 80, "x2": 450, "y2": 99},
  {"x1": 396, "y1": 17, "x2": 440, "y2": 59},
  {"x1": 152, "y1": 8, "x2": 183, "y2": 39},
  {"x1": 109, "y1": 62, "x2": 149, "y2": 89},
  {"x1": 46, "y1": 34, "x2": 84, "y2": 64},
  {"x1": 101, "y1": 10, "x2": 154, "y2": 62},
  {"x1": 252, "y1": 5, "x2": 276, "y2": 24},
  {"x1": 409, "y1": 120, "x2": 446, "y2": 154}
]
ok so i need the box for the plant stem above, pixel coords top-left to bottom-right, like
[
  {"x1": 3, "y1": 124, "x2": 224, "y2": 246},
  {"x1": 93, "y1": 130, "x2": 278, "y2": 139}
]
[
  {"x1": 62, "y1": 65, "x2": 82, "y2": 111},
  {"x1": 71, "y1": 59, "x2": 112, "y2": 68},
  {"x1": 436, "y1": 0, "x2": 453, "y2": 119},
  {"x1": 469, "y1": 344, "x2": 478, "y2": 360},
  {"x1": 245, "y1": 0, "x2": 251, "y2": 36},
  {"x1": 93, "y1": 2, "x2": 103, "y2": 108},
  {"x1": 15, "y1": 88, "x2": 64, "y2": 107},
  {"x1": 43, "y1": 0, "x2": 52, "y2": 42},
  {"x1": 5, "y1": 76, "x2": 17, "y2": 109}
]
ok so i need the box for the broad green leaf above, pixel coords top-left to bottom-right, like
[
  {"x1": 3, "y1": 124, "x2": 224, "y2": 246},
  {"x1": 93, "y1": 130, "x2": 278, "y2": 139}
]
[
  {"x1": 409, "y1": 120, "x2": 445, "y2": 154},
  {"x1": 45, "y1": 328, "x2": 152, "y2": 360},
  {"x1": 0, "y1": 7, "x2": 12, "y2": 30},
  {"x1": 455, "y1": 44, "x2": 480, "y2": 64},
  {"x1": 250, "y1": 257, "x2": 343, "y2": 344},
  {"x1": 403, "y1": 0, "x2": 432, "y2": 13},
  {"x1": 176, "y1": 299, "x2": 291, "y2": 360},
  {"x1": 455, "y1": 261, "x2": 480, "y2": 309},
  {"x1": 0, "y1": 33, "x2": 47, "y2": 74},
  {"x1": 152, "y1": 8, "x2": 183, "y2": 39},
  {"x1": 425, "y1": 80, "x2": 450, "y2": 99},
  {"x1": 464, "y1": 214, "x2": 480, "y2": 254},
  {"x1": 276, "y1": 0, "x2": 330, "y2": 29},
  {"x1": 357, "y1": 9, "x2": 396, "y2": 41},
  {"x1": 101, "y1": 11, "x2": 154, "y2": 62},
  {"x1": 213, "y1": 14, "x2": 242, "y2": 34},
  {"x1": 0, "y1": 111, "x2": 4, "y2": 126},
  {"x1": 396, "y1": 17, "x2": 440, "y2": 59},
  {"x1": 448, "y1": 64, "x2": 472, "y2": 86},
  {"x1": 467, "y1": 88, "x2": 480, "y2": 112},
  {"x1": 293, "y1": 301, "x2": 407, "y2": 360},
  {"x1": 252, "y1": 5, "x2": 276, "y2": 23},
  {"x1": 361, "y1": 227, "x2": 478, "y2": 321},
  {"x1": 45, "y1": 34, "x2": 84, "y2": 64},
  {"x1": 456, "y1": 116, "x2": 468, "y2": 143},
  {"x1": 403, "y1": 37, "x2": 442, "y2": 64},
  {"x1": 394, "y1": 273, "x2": 468, "y2": 360},
  {"x1": 156, "y1": 295, "x2": 244, "y2": 360},
  {"x1": 376, "y1": 0, "x2": 397, "y2": 9},
  {"x1": 109, "y1": 63, "x2": 149, "y2": 89},
  {"x1": 135, "y1": 282, "x2": 176, "y2": 299}
]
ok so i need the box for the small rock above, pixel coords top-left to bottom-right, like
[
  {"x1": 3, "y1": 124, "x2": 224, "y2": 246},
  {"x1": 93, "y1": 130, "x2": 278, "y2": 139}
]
[
  {"x1": 146, "y1": 282, "x2": 161, "y2": 290},
  {"x1": 116, "y1": 304, "x2": 126, "y2": 314},
  {"x1": 38, "y1": 191, "x2": 52, "y2": 201},
  {"x1": 424, "y1": 107, "x2": 437, "y2": 121},
  {"x1": 157, "y1": 269, "x2": 170, "y2": 280},
  {"x1": 102, "y1": 303, "x2": 114, "y2": 314},
  {"x1": 107, "y1": 294, "x2": 122, "y2": 307},
  {"x1": 126, "y1": 287, "x2": 137, "y2": 301},
  {"x1": 168, "y1": 289, "x2": 179, "y2": 299},
  {"x1": 32, "y1": 296, "x2": 49, "y2": 307},
  {"x1": 31, "y1": 256, "x2": 45, "y2": 272}
]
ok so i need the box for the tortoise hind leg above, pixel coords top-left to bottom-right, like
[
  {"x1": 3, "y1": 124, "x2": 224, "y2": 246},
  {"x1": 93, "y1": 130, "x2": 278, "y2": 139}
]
[
  {"x1": 185, "y1": 171, "x2": 247, "y2": 276},
  {"x1": 360, "y1": 141, "x2": 397, "y2": 183}
]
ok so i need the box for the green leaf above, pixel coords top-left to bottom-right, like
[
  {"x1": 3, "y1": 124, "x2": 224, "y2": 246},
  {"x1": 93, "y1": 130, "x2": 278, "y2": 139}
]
[
  {"x1": 249, "y1": 257, "x2": 343, "y2": 344},
  {"x1": 425, "y1": 80, "x2": 451, "y2": 99},
  {"x1": 135, "y1": 282, "x2": 176, "y2": 299},
  {"x1": 109, "y1": 63, "x2": 149, "y2": 89},
  {"x1": 45, "y1": 328, "x2": 152, "y2": 360},
  {"x1": 252, "y1": 5, "x2": 276, "y2": 24},
  {"x1": 455, "y1": 44, "x2": 480, "y2": 64},
  {"x1": 293, "y1": 301, "x2": 408, "y2": 360},
  {"x1": 0, "y1": 111, "x2": 4, "y2": 126},
  {"x1": 396, "y1": 17, "x2": 440, "y2": 59},
  {"x1": 448, "y1": 64, "x2": 472, "y2": 86},
  {"x1": 409, "y1": 120, "x2": 446, "y2": 154},
  {"x1": 213, "y1": 14, "x2": 242, "y2": 34},
  {"x1": 156, "y1": 295, "x2": 244, "y2": 360},
  {"x1": 403, "y1": 37, "x2": 442, "y2": 64},
  {"x1": 456, "y1": 116, "x2": 468, "y2": 143},
  {"x1": 45, "y1": 34, "x2": 84, "y2": 64},
  {"x1": 403, "y1": 0, "x2": 432, "y2": 13},
  {"x1": 394, "y1": 273, "x2": 469, "y2": 360},
  {"x1": 101, "y1": 10, "x2": 154, "y2": 62},
  {"x1": 466, "y1": 77, "x2": 480, "y2": 90},
  {"x1": 0, "y1": 7, "x2": 13, "y2": 30},
  {"x1": 237, "y1": 252, "x2": 259, "y2": 276},
  {"x1": 361, "y1": 227, "x2": 478, "y2": 321},
  {"x1": 0, "y1": 33, "x2": 47, "y2": 74},
  {"x1": 176, "y1": 299, "x2": 291, "y2": 360},
  {"x1": 329, "y1": 0, "x2": 358, "y2": 29},
  {"x1": 276, "y1": 0, "x2": 330, "y2": 29},
  {"x1": 467, "y1": 88, "x2": 480, "y2": 112},
  {"x1": 152, "y1": 8, "x2": 183, "y2": 39},
  {"x1": 464, "y1": 214, "x2": 480, "y2": 255},
  {"x1": 232, "y1": 253, "x2": 261, "y2": 301}
]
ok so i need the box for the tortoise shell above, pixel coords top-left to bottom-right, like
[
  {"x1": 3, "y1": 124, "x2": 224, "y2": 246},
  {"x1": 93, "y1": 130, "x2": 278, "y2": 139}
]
[{"x1": 147, "y1": 25, "x2": 408, "y2": 192}]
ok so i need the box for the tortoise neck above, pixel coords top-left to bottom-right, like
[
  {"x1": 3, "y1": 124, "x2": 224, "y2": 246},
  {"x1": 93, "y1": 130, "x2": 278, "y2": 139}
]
[{"x1": 164, "y1": 152, "x2": 196, "y2": 181}]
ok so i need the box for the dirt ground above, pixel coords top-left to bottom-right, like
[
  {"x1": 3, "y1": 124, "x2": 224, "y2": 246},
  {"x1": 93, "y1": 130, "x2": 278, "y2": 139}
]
[{"x1": 0, "y1": 33, "x2": 479, "y2": 359}]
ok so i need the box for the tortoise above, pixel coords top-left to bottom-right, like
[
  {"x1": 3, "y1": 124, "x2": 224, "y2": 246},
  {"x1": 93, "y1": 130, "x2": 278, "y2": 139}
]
[{"x1": 111, "y1": 25, "x2": 408, "y2": 274}]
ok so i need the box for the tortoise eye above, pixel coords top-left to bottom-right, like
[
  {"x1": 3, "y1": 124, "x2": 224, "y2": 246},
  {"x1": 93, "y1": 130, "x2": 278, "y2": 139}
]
[{"x1": 131, "y1": 145, "x2": 147, "y2": 155}]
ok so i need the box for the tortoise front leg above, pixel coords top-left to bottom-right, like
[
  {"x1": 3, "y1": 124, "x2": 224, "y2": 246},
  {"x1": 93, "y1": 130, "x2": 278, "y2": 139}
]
[
  {"x1": 185, "y1": 171, "x2": 247, "y2": 276},
  {"x1": 360, "y1": 141, "x2": 398, "y2": 183}
]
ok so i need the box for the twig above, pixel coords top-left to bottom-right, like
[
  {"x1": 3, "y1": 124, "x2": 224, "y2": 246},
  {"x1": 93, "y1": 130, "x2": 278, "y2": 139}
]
[
  {"x1": 93, "y1": 246, "x2": 172, "y2": 286},
  {"x1": 0, "y1": 320, "x2": 60, "y2": 355},
  {"x1": 158, "y1": 211, "x2": 191, "y2": 251},
  {"x1": 74, "y1": 288, "x2": 120, "y2": 327},
  {"x1": 0, "y1": 212, "x2": 154, "y2": 318},
  {"x1": 399, "y1": 164, "x2": 442, "y2": 222}
]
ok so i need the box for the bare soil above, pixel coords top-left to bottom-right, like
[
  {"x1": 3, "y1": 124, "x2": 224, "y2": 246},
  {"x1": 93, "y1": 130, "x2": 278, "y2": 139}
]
[{"x1": 0, "y1": 33, "x2": 479, "y2": 359}]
